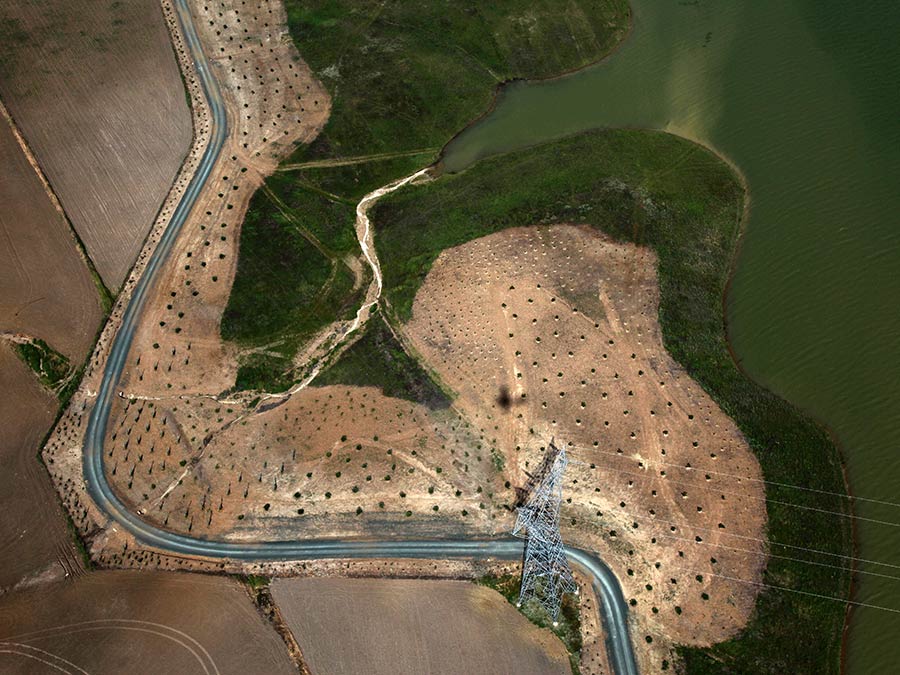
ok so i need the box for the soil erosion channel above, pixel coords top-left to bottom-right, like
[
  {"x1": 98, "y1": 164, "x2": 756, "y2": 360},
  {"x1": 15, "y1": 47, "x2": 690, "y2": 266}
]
[{"x1": 260, "y1": 167, "x2": 431, "y2": 401}]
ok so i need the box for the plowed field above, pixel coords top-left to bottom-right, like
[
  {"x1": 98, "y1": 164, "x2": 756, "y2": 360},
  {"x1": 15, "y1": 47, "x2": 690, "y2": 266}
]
[{"x1": 0, "y1": 0, "x2": 192, "y2": 289}]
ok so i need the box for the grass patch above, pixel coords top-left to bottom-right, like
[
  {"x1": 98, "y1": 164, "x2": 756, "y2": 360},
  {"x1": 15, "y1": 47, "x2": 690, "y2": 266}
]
[
  {"x1": 222, "y1": 189, "x2": 351, "y2": 344},
  {"x1": 222, "y1": 0, "x2": 632, "y2": 392},
  {"x1": 239, "y1": 573, "x2": 271, "y2": 590},
  {"x1": 14, "y1": 338, "x2": 71, "y2": 391},
  {"x1": 373, "y1": 128, "x2": 851, "y2": 674},
  {"x1": 222, "y1": 185, "x2": 363, "y2": 392},
  {"x1": 478, "y1": 573, "x2": 582, "y2": 674},
  {"x1": 285, "y1": 0, "x2": 630, "y2": 162},
  {"x1": 315, "y1": 312, "x2": 450, "y2": 409},
  {"x1": 64, "y1": 508, "x2": 93, "y2": 570}
]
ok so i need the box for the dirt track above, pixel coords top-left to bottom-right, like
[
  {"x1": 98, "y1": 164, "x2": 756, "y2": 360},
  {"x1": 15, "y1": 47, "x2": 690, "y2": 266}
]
[
  {"x1": 0, "y1": 0, "x2": 192, "y2": 289},
  {"x1": 28, "y1": 3, "x2": 764, "y2": 671},
  {"x1": 272, "y1": 578, "x2": 570, "y2": 675},
  {"x1": 100, "y1": 384, "x2": 501, "y2": 540},
  {"x1": 123, "y1": 0, "x2": 330, "y2": 396},
  {"x1": 42, "y1": 0, "x2": 330, "y2": 556}
]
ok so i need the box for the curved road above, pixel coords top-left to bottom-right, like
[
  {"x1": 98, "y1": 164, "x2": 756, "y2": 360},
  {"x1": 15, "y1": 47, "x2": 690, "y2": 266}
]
[{"x1": 79, "y1": 2, "x2": 638, "y2": 674}]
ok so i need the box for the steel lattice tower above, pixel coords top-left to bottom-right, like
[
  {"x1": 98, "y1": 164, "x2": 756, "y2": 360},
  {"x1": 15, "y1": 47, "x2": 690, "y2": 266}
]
[{"x1": 512, "y1": 441, "x2": 578, "y2": 623}]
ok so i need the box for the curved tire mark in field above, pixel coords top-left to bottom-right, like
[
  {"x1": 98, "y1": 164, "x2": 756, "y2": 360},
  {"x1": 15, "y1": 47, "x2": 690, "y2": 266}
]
[
  {"x1": 0, "y1": 643, "x2": 90, "y2": 675},
  {"x1": 2, "y1": 619, "x2": 219, "y2": 675},
  {"x1": 78, "y1": 2, "x2": 638, "y2": 674}
]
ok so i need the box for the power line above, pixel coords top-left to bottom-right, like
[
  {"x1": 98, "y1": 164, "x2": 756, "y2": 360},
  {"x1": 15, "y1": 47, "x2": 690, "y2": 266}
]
[
  {"x1": 512, "y1": 441, "x2": 578, "y2": 622},
  {"x1": 573, "y1": 501, "x2": 900, "y2": 571},
  {"x1": 574, "y1": 459, "x2": 900, "y2": 529},
  {"x1": 669, "y1": 565, "x2": 900, "y2": 615},
  {"x1": 570, "y1": 445, "x2": 900, "y2": 509},
  {"x1": 656, "y1": 532, "x2": 900, "y2": 583}
]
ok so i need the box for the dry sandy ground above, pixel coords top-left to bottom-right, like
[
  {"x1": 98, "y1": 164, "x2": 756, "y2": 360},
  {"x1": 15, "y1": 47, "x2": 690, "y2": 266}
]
[
  {"x1": 0, "y1": 570, "x2": 295, "y2": 675},
  {"x1": 0, "y1": 0, "x2": 192, "y2": 289},
  {"x1": 272, "y1": 578, "x2": 570, "y2": 675},
  {"x1": 0, "y1": 112, "x2": 102, "y2": 360},
  {"x1": 404, "y1": 224, "x2": 767, "y2": 669},
  {"x1": 101, "y1": 385, "x2": 501, "y2": 541},
  {"x1": 32, "y1": 3, "x2": 763, "y2": 672},
  {"x1": 0, "y1": 346, "x2": 83, "y2": 592}
]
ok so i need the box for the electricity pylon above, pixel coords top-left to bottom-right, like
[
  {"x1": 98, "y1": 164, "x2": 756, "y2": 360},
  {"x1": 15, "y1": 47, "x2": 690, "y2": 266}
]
[{"x1": 512, "y1": 441, "x2": 577, "y2": 623}]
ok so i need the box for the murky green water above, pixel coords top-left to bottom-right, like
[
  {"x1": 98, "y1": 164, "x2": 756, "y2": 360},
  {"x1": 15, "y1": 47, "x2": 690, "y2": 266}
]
[{"x1": 443, "y1": 1, "x2": 900, "y2": 671}]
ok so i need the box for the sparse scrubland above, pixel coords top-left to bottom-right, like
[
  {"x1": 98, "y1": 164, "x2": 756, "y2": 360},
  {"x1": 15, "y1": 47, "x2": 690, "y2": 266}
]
[
  {"x1": 223, "y1": 0, "x2": 632, "y2": 390},
  {"x1": 370, "y1": 129, "x2": 851, "y2": 673}
]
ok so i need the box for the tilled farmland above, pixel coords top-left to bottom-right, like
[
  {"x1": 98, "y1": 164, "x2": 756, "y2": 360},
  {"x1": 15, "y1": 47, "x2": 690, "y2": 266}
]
[{"x1": 0, "y1": 0, "x2": 192, "y2": 289}]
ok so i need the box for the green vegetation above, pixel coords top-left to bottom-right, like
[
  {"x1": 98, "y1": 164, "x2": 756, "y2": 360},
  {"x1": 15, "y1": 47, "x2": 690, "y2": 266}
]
[
  {"x1": 222, "y1": 0, "x2": 631, "y2": 392},
  {"x1": 315, "y1": 313, "x2": 450, "y2": 409},
  {"x1": 14, "y1": 338, "x2": 73, "y2": 393},
  {"x1": 64, "y1": 508, "x2": 93, "y2": 570},
  {"x1": 374, "y1": 129, "x2": 851, "y2": 674},
  {"x1": 284, "y1": 0, "x2": 630, "y2": 173},
  {"x1": 221, "y1": 184, "x2": 364, "y2": 392},
  {"x1": 478, "y1": 573, "x2": 582, "y2": 675},
  {"x1": 239, "y1": 573, "x2": 271, "y2": 590}
]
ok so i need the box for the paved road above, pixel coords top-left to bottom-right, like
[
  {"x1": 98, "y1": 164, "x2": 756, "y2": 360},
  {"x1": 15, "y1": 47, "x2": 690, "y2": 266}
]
[{"x1": 79, "y1": 2, "x2": 638, "y2": 674}]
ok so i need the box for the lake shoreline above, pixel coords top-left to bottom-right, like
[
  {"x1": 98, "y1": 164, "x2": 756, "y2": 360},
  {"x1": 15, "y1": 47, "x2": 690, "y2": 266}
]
[{"x1": 435, "y1": 7, "x2": 636, "y2": 173}]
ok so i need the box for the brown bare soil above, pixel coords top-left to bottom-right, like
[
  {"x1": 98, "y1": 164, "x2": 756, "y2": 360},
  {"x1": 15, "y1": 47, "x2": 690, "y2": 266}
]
[
  {"x1": 0, "y1": 110, "x2": 102, "y2": 361},
  {"x1": 34, "y1": 5, "x2": 762, "y2": 672},
  {"x1": 403, "y1": 224, "x2": 767, "y2": 666},
  {"x1": 0, "y1": 0, "x2": 192, "y2": 289},
  {"x1": 0, "y1": 346, "x2": 83, "y2": 592},
  {"x1": 101, "y1": 385, "x2": 501, "y2": 540},
  {"x1": 271, "y1": 578, "x2": 571, "y2": 675},
  {"x1": 0, "y1": 570, "x2": 295, "y2": 674}
]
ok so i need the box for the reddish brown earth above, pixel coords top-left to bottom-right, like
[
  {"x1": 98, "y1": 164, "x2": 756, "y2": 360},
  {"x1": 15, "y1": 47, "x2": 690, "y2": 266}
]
[
  {"x1": 28, "y1": 3, "x2": 764, "y2": 672},
  {"x1": 123, "y1": 0, "x2": 331, "y2": 396},
  {"x1": 99, "y1": 385, "x2": 500, "y2": 540},
  {"x1": 271, "y1": 578, "x2": 571, "y2": 675},
  {"x1": 0, "y1": 109, "x2": 102, "y2": 360},
  {"x1": 403, "y1": 224, "x2": 767, "y2": 668},
  {"x1": 0, "y1": 104, "x2": 101, "y2": 593},
  {"x1": 0, "y1": 0, "x2": 297, "y2": 660},
  {"x1": 0, "y1": 0, "x2": 192, "y2": 289},
  {"x1": 0, "y1": 570, "x2": 295, "y2": 674}
]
